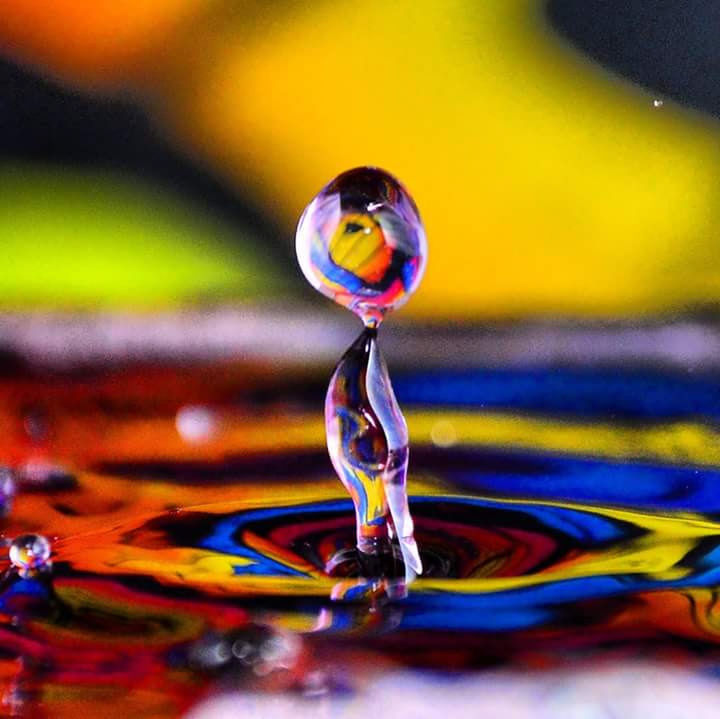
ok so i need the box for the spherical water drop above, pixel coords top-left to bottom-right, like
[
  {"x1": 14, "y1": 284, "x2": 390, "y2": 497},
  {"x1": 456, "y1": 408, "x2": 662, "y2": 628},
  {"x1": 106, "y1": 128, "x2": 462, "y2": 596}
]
[
  {"x1": 9, "y1": 534, "x2": 51, "y2": 576},
  {"x1": 296, "y1": 167, "x2": 427, "y2": 327}
]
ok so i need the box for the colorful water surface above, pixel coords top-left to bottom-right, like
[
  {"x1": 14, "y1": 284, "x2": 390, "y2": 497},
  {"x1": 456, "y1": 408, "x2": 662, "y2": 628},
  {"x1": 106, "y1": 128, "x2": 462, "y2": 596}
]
[{"x1": 1, "y1": 354, "x2": 720, "y2": 715}]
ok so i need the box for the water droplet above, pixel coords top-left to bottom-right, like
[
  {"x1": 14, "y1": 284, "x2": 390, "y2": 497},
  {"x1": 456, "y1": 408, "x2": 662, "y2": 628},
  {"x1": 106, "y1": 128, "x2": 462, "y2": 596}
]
[
  {"x1": 296, "y1": 167, "x2": 427, "y2": 327},
  {"x1": 298, "y1": 168, "x2": 426, "y2": 585},
  {"x1": 9, "y1": 535, "x2": 51, "y2": 577}
]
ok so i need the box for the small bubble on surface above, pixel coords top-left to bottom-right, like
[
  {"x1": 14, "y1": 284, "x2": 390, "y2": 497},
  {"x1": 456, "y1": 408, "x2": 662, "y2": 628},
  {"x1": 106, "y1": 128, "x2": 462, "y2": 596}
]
[{"x1": 9, "y1": 534, "x2": 51, "y2": 576}]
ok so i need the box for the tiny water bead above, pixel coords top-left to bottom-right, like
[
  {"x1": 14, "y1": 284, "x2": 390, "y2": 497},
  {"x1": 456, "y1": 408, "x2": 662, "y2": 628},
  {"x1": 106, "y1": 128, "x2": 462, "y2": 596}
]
[
  {"x1": 296, "y1": 167, "x2": 427, "y2": 328},
  {"x1": 9, "y1": 534, "x2": 52, "y2": 576}
]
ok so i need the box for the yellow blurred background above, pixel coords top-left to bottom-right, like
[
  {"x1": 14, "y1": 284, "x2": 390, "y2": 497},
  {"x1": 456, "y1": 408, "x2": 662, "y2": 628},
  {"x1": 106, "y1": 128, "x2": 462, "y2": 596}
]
[{"x1": 1, "y1": 0, "x2": 719, "y2": 320}]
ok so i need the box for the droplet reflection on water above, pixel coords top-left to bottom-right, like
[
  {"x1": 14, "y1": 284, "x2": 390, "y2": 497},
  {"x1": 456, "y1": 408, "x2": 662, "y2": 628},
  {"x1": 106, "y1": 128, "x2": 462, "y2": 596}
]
[{"x1": 4, "y1": 363, "x2": 720, "y2": 714}]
